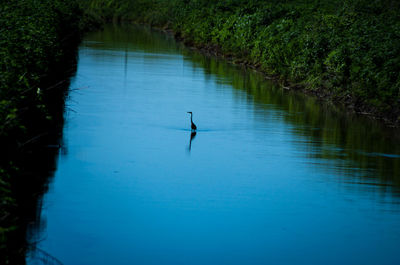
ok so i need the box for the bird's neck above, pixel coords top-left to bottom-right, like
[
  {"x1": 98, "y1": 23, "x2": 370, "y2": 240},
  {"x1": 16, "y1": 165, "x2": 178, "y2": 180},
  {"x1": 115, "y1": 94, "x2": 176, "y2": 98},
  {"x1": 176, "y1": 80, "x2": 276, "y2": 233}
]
[{"x1": 190, "y1": 114, "x2": 193, "y2": 123}]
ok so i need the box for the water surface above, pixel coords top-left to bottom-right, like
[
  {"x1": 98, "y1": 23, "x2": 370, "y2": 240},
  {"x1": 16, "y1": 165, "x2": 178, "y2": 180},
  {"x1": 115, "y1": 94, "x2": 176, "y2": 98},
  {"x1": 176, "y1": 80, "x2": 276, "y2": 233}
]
[{"x1": 28, "y1": 25, "x2": 400, "y2": 265}]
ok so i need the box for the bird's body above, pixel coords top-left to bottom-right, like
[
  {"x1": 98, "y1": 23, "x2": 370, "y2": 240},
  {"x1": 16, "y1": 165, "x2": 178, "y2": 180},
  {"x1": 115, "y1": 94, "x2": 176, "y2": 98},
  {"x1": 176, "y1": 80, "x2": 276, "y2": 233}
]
[{"x1": 187, "y1": 112, "x2": 197, "y2": 131}]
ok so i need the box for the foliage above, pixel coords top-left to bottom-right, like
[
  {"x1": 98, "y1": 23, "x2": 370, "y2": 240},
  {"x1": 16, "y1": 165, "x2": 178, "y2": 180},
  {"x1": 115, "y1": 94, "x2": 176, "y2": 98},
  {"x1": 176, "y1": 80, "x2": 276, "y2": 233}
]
[
  {"x1": 83, "y1": 0, "x2": 400, "y2": 116},
  {"x1": 0, "y1": 0, "x2": 82, "y2": 139},
  {"x1": 0, "y1": 0, "x2": 83, "y2": 263},
  {"x1": 1, "y1": 0, "x2": 399, "y2": 261}
]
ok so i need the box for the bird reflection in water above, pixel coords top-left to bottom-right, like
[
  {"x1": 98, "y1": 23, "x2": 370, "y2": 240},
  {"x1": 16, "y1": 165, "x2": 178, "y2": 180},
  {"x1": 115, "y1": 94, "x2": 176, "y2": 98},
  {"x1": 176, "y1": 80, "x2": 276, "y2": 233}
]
[
  {"x1": 187, "y1": 111, "x2": 197, "y2": 153},
  {"x1": 188, "y1": 131, "x2": 197, "y2": 153}
]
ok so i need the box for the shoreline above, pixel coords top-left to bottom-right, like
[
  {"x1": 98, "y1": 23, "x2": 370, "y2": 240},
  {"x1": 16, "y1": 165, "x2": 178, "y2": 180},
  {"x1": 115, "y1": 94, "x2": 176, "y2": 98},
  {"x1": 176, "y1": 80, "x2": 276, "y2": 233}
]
[
  {"x1": 151, "y1": 24, "x2": 400, "y2": 128},
  {"x1": 79, "y1": 0, "x2": 400, "y2": 128}
]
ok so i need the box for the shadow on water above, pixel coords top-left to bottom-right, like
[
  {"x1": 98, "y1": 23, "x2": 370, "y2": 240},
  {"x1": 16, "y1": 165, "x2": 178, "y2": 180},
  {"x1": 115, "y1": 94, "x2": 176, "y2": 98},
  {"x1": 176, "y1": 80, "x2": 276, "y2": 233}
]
[{"x1": 184, "y1": 51, "x2": 400, "y2": 196}]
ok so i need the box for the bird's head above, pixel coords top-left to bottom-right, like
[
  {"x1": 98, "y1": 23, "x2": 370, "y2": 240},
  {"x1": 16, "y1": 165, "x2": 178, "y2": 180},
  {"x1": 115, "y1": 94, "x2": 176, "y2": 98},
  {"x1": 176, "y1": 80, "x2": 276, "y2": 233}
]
[{"x1": 187, "y1": 111, "x2": 192, "y2": 114}]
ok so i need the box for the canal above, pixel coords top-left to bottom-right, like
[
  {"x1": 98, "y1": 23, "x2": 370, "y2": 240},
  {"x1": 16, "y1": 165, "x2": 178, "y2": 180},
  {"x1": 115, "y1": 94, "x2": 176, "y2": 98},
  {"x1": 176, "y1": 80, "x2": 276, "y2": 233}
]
[{"x1": 28, "y1": 24, "x2": 400, "y2": 265}]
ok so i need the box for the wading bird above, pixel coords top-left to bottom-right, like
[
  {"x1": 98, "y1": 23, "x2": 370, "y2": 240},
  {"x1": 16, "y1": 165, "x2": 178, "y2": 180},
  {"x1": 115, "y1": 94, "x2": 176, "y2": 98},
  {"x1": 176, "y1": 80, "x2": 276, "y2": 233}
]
[{"x1": 187, "y1": 112, "x2": 197, "y2": 131}]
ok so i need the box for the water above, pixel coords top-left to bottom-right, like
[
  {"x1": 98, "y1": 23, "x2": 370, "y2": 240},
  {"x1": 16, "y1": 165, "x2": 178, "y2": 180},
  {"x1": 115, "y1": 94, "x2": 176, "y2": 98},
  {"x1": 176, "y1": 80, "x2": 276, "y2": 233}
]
[{"x1": 28, "y1": 25, "x2": 400, "y2": 265}]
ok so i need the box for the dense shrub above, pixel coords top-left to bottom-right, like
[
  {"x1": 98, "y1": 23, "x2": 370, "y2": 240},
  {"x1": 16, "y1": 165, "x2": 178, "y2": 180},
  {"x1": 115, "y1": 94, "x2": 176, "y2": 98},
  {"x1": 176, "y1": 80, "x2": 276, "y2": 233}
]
[
  {"x1": 0, "y1": 0, "x2": 82, "y2": 139},
  {"x1": 0, "y1": 1, "x2": 82, "y2": 263},
  {"x1": 83, "y1": 0, "x2": 400, "y2": 117}
]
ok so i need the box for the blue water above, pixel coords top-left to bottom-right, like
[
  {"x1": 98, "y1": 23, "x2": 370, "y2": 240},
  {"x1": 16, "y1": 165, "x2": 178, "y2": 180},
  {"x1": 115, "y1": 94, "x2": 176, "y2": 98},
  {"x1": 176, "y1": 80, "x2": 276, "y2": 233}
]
[{"x1": 28, "y1": 25, "x2": 400, "y2": 265}]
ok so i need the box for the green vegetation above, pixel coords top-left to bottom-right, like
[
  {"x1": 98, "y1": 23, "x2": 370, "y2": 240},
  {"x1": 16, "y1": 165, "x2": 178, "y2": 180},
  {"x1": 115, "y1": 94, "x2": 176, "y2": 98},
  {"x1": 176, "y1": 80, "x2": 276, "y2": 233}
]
[
  {"x1": 1, "y1": 0, "x2": 399, "y2": 262},
  {"x1": 0, "y1": 0, "x2": 82, "y2": 141},
  {"x1": 0, "y1": 0, "x2": 84, "y2": 263},
  {"x1": 82, "y1": 0, "x2": 400, "y2": 122}
]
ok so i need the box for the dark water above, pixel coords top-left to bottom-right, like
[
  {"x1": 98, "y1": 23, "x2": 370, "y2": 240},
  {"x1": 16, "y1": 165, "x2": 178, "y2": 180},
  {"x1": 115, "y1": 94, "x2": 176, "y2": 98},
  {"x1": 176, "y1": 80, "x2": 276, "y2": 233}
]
[{"x1": 28, "y1": 25, "x2": 400, "y2": 265}]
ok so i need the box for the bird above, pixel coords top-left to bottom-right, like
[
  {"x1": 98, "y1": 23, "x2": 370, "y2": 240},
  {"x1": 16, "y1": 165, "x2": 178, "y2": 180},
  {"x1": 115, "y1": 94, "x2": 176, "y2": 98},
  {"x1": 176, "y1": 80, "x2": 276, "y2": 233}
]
[{"x1": 187, "y1": 111, "x2": 197, "y2": 131}]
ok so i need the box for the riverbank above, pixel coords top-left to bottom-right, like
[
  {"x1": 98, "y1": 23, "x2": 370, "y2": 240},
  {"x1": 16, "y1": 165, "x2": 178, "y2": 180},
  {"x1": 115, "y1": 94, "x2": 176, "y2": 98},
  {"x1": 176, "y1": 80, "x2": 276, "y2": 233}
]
[
  {"x1": 0, "y1": 1, "x2": 86, "y2": 263},
  {"x1": 22, "y1": 24, "x2": 400, "y2": 265},
  {"x1": 82, "y1": 0, "x2": 400, "y2": 127}
]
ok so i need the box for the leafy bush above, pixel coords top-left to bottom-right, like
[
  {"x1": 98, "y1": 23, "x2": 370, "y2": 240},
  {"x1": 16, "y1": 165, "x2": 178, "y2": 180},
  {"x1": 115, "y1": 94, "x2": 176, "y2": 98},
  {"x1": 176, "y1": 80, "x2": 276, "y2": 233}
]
[
  {"x1": 83, "y1": 0, "x2": 400, "y2": 116},
  {"x1": 0, "y1": 1, "x2": 82, "y2": 263}
]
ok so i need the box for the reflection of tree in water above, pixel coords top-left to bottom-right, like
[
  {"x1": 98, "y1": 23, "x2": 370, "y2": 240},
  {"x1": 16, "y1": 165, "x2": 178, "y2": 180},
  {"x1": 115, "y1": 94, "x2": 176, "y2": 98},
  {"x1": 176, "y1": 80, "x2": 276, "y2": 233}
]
[
  {"x1": 84, "y1": 24, "x2": 182, "y2": 55},
  {"x1": 186, "y1": 52, "x2": 400, "y2": 195},
  {"x1": 27, "y1": 247, "x2": 63, "y2": 265}
]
